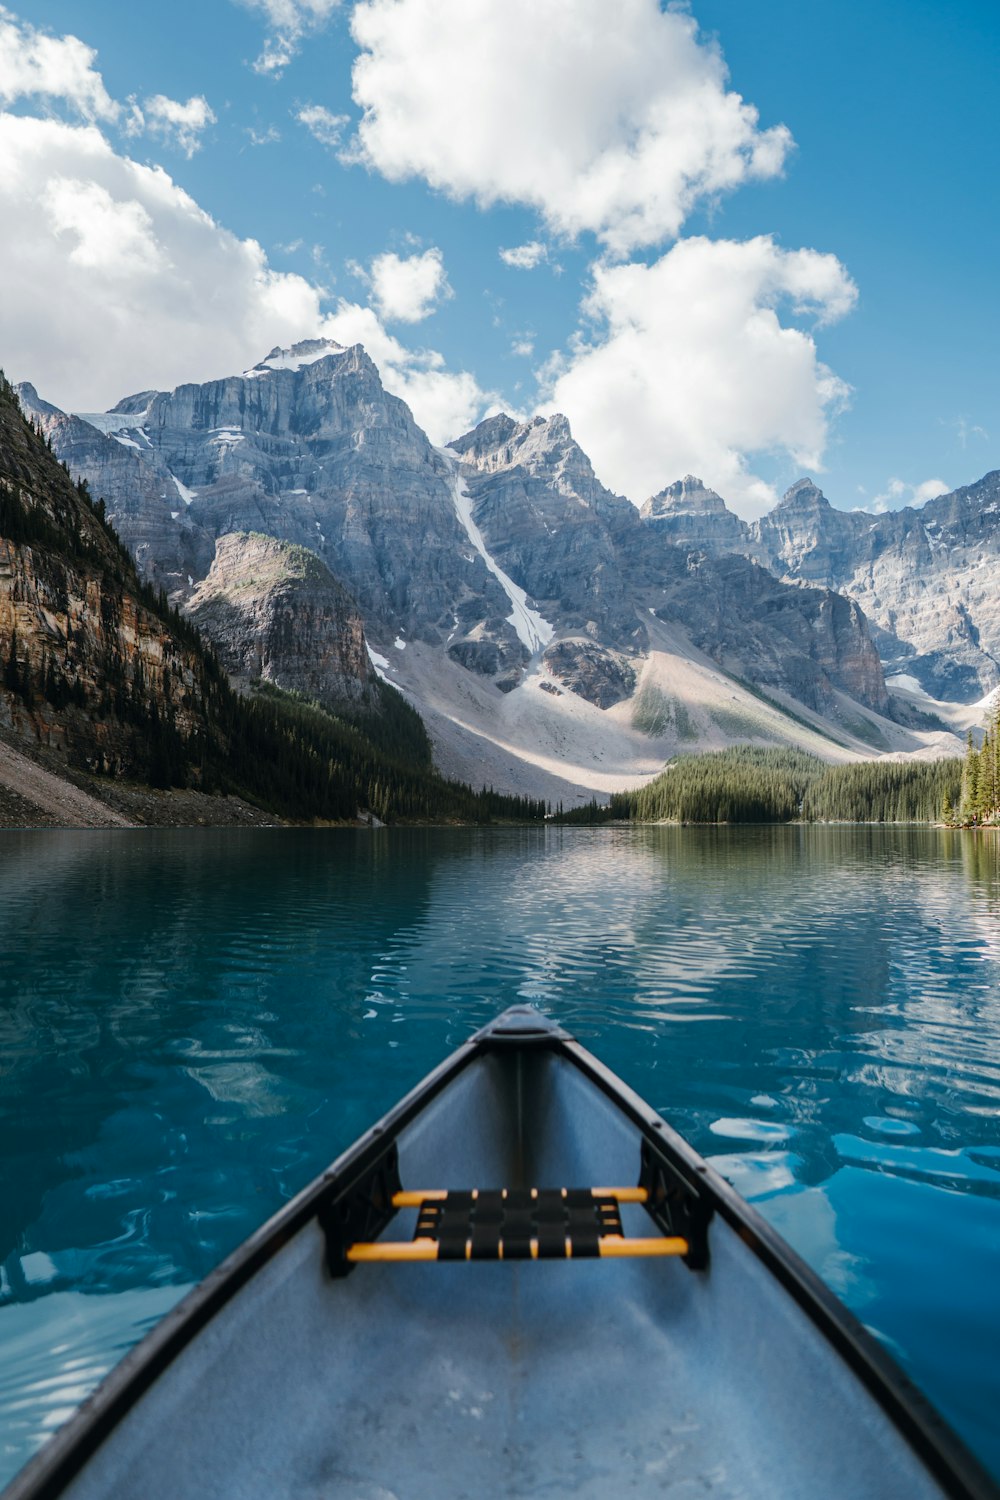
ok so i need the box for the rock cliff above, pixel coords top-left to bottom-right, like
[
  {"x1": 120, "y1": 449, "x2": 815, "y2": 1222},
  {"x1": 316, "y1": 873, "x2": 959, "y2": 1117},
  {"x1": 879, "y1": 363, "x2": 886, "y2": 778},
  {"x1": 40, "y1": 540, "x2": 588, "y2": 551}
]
[
  {"x1": 451, "y1": 412, "x2": 888, "y2": 715},
  {"x1": 186, "y1": 532, "x2": 370, "y2": 707},
  {"x1": 0, "y1": 375, "x2": 218, "y2": 781}
]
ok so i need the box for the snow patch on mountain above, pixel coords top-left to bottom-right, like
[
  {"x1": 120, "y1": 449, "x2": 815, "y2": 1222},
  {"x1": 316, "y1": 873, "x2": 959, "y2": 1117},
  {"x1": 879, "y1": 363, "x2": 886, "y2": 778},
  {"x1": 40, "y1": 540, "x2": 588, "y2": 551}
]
[
  {"x1": 242, "y1": 339, "x2": 345, "y2": 377},
  {"x1": 439, "y1": 446, "x2": 555, "y2": 655},
  {"x1": 170, "y1": 474, "x2": 196, "y2": 506},
  {"x1": 74, "y1": 409, "x2": 152, "y2": 449}
]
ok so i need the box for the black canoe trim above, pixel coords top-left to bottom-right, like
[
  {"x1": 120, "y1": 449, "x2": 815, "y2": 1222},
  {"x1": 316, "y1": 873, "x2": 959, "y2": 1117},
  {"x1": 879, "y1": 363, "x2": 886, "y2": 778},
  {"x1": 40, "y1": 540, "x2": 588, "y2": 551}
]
[{"x1": 4, "y1": 1006, "x2": 999, "y2": 1500}]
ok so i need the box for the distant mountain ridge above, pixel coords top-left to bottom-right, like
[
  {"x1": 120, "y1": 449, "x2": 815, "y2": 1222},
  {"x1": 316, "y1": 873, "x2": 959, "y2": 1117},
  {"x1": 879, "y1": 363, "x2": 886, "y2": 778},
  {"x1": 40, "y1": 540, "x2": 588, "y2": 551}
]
[
  {"x1": 643, "y1": 470, "x2": 1000, "y2": 700},
  {"x1": 15, "y1": 342, "x2": 964, "y2": 800}
]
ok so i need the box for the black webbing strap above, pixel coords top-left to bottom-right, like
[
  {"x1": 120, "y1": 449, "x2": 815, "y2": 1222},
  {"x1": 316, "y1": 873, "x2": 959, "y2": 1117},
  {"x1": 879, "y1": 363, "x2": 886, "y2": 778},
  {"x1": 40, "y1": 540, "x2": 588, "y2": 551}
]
[{"x1": 414, "y1": 1188, "x2": 624, "y2": 1260}]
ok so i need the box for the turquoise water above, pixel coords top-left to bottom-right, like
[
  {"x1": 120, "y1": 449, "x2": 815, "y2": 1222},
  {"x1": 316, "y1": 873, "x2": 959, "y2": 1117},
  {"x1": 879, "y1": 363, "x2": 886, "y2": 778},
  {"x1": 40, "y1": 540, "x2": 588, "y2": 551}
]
[{"x1": 1, "y1": 825, "x2": 999, "y2": 1486}]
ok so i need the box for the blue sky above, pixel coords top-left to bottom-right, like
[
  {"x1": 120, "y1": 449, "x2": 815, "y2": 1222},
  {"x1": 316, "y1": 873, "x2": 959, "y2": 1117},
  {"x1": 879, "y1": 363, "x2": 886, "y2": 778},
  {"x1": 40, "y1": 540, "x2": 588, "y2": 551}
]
[{"x1": 2, "y1": 0, "x2": 997, "y2": 516}]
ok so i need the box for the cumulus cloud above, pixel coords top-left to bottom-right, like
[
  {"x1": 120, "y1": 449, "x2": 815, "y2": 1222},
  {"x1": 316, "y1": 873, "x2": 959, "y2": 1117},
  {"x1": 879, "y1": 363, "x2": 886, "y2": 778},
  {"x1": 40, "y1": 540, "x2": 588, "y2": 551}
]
[
  {"x1": 541, "y1": 236, "x2": 858, "y2": 517},
  {"x1": 0, "y1": 8, "x2": 118, "y2": 120},
  {"x1": 237, "y1": 0, "x2": 341, "y2": 75},
  {"x1": 320, "y1": 300, "x2": 487, "y2": 441},
  {"x1": 297, "y1": 103, "x2": 350, "y2": 148},
  {"x1": 499, "y1": 241, "x2": 548, "y2": 270},
  {"x1": 365, "y1": 247, "x2": 451, "y2": 323},
  {"x1": 0, "y1": 114, "x2": 329, "y2": 409},
  {"x1": 0, "y1": 112, "x2": 484, "y2": 442},
  {"x1": 0, "y1": 13, "x2": 216, "y2": 158},
  {"x1": 140, "y1": 94, "x2": 216, "y2": 157},
  {"x1": 349, "y1": 0, "x2": 792, "y2": 255},
  {"x1": 870, "y1": 477, "x2": 950, "y2": 511}
]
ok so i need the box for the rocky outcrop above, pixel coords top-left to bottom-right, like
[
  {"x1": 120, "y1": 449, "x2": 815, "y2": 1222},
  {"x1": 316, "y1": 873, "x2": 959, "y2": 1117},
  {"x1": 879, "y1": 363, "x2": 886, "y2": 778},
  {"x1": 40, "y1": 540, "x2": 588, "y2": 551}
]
[
  {"x1": 0, "y1": 375, "x2": 219, "y2": 780},
  {"x1": 186, "y1": 532, "x2": 370, "y2": 707},
  {"x1": 543, "y1": 640, "x2": 637, "y2": 709},
  {"x1": 751, "y1": 479, "x2": 865, "y2": 583}
]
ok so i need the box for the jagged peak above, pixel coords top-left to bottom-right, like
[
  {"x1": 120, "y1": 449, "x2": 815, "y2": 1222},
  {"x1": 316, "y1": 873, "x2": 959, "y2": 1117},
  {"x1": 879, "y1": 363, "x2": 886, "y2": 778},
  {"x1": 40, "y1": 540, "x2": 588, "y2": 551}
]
[
  {"x1": 448, "y1": 410, "x2": 580, "y2": 474},
  {"x1": 14, "y1": 381, "x2": 64, "y2": 418},
  {"x1": 642, "y1": 475, "x2": 731, "y2": 517},
  {"x1": 449, "y1": 412, "x2": 520, "y2": 457},
  {"x1": 775, "y1": 477, "x2": 830, "y2": 511}
]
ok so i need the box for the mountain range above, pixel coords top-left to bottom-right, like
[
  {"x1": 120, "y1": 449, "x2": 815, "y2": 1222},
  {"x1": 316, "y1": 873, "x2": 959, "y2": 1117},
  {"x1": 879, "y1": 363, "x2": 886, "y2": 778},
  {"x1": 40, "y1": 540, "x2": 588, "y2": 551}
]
[
  {"x1": 13, "y1": 338, "x2": 992, "y2": 803},
  {"x1": 644, "y1": 473, "x2": 1000, "y2": 701}
]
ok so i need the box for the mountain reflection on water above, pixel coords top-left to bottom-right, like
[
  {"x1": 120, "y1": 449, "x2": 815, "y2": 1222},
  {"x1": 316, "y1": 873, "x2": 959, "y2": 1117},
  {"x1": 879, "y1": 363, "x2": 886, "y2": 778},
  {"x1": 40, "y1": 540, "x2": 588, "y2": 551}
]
[{"x1": 0, "y1": 825, "x2": 998, "y2": 1484}]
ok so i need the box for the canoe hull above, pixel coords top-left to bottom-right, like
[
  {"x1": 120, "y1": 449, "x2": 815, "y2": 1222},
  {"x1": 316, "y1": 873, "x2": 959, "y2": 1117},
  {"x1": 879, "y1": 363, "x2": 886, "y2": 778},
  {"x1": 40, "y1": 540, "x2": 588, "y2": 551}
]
[{"x1": 5, "y1": 1010, "x2": 996, "y2": 1500}]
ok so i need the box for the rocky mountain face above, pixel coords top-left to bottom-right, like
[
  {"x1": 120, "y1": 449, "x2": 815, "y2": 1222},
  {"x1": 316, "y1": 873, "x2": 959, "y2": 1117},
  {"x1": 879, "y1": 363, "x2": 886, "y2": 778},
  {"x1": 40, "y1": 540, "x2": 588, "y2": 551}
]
[
  {"x1": 19, "y1": 341, "x2": 520, "y2": 690},
  {"x1": 0, "y1": 376, "x2": 220, "y2": 781},
  {"x1": 642, "y1": 471, "x2": 1000, "y2": 701},
  {"x1": 651, "y1": 553, "x2": 889, "y2": 717},
  {"x1": 454, "y1": 412, "x2": 888, "y2": 717},
  {"x1": 642, "y1": 475, "x2": 747, "y2": 554},
  {"x1": 18, "y1": 344, "x2": 910, "y2": 795},
  {"x1": 15, "y1": 383, "x2": 211, "y2": 592},
  {"x1": 186, "y1": 531, "x2": 370, "y2": 707}
]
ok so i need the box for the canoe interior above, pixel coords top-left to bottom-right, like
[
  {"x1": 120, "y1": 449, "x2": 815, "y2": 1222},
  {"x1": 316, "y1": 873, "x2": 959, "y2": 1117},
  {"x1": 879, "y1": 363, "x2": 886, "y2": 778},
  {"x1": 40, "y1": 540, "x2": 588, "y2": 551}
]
[{"x1": 43, "y1": 1046, "x2": 960, "y2": 1499}]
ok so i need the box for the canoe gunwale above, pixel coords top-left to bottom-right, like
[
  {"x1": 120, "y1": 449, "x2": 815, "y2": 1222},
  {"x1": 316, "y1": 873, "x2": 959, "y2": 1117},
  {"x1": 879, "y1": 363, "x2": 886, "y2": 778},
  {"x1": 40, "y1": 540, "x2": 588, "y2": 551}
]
[{"x1": 4, "y1": 1007, "x2": 999, "y2": 1500}]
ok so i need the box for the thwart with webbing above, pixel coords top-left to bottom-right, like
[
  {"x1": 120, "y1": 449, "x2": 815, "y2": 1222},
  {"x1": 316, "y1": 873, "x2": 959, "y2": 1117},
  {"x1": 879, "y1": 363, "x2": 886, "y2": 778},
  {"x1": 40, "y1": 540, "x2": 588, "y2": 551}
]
[{"x1": 346, "y1": 1185, "x2": 688, "y2": 1261}]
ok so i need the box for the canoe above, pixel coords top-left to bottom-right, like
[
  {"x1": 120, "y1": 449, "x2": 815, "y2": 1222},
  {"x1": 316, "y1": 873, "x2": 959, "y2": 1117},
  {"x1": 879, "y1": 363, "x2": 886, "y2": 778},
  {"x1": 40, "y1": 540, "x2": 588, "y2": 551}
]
[{"x1": 5, "y1": 1006, "x2": 997, "y2": 1500}]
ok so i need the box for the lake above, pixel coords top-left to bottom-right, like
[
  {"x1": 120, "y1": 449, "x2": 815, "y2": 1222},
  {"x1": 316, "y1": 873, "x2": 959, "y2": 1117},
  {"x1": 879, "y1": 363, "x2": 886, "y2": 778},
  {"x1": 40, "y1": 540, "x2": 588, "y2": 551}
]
[{"x1": 1, "y1": 825, "x2": 998, "y2": 1487}]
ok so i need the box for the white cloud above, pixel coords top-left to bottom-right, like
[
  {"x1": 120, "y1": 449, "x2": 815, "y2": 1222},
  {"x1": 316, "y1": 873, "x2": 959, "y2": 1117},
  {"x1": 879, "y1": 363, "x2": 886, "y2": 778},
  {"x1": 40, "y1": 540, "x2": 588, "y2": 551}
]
[
  {"x1": 319, "y1": 300, "x2": 487, "y2": 442},
  {"x1": 246, "y1": 124, "x2": 281, "y2": 146},
  {"x1": 499, "y1": 241, "x2": 548, "y2": 270},
  {"x1": 43, "y1": 176, "x2": 161, "y2": 275},
  {"x1": 349, "y1": 0, "x2": 792, "y2": 255},
  {"x1": 511, "y1": 339, "x2": 534, "y2": 358},
  {"x1": 952, "y1": 415, "x2": 989, "y2": 448},
  {"x1": 367, "y1": 247, "x2": 451, "y2": 323},
  {"x1": 0, "y1": 8, "x2": 118, "y2": 120},
  {"x1": 141, "y1": 94, "x2": 216, "y2": 157},
  {"x1": 297, "y1": 103, "x2": 350, "y2": 148},
  {"x1": 541, "y1": 236, "x2": 857, "y2": 517},
  {"x1": 0, "y1": 111, "x2": 485, "y2": 443},
  {"x1": 870, "y1": 476, "x2": 950, "y2": 511},
  {"x1": 0, "y1": 113, "x2": 327, "y2": 409},
  {"x1": 0, "y1": 14, "x2": 215, "y2": 157},
  {"x1": 237, "y1": 0, "x2": 341, "y2": 75}
]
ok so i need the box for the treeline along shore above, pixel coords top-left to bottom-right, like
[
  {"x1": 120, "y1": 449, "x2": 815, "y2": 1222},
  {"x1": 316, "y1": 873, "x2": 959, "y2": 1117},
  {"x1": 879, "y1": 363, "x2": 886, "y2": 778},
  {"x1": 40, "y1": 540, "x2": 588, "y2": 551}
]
[{"x1": 555, "y1": 740, "x2": 1000, "y2": 826}]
